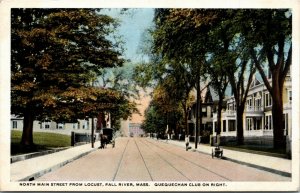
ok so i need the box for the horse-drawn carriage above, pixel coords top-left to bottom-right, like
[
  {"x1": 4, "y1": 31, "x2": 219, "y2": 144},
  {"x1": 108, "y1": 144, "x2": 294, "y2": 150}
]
[{"x1": 99, "y1": 128, "x2": 115, "y2": 149}]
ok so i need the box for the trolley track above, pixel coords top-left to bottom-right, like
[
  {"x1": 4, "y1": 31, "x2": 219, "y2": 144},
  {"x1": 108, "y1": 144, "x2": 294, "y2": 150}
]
[
  {"x1": 112, "y1": 139, "x2": 130, "y2": 181},
  {"x1": 139, "y1": 138, "x2": 231, "y2": 181},
  {"x1": 134, "y1": 139, "x2": 154, "y2": 181},
  {"x1": 136, "y1": 138, "x2": 192, "y2": 181}
]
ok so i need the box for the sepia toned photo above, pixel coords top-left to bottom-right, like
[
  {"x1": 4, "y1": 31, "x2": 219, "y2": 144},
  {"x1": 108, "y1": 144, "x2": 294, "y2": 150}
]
[{"x1": 0, "y1": 0, "x2": 299, "y2": 191}]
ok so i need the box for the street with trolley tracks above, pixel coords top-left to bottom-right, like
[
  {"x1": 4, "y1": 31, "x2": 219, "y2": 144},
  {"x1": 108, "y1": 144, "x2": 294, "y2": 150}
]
[{"x1": 36, "y1": 137, "x2": 290, "y2": 181}]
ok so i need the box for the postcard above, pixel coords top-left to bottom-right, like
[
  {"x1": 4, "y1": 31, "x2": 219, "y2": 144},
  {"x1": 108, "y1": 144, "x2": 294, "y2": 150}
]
[{"x1": 0, "y1": 0, "x2": 299, "y2": 191}]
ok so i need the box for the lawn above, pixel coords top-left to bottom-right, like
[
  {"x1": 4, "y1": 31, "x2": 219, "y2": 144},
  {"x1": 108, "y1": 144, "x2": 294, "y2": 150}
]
[{"x1": 11, "y1": 130, "x2": 71, "y2": 156}]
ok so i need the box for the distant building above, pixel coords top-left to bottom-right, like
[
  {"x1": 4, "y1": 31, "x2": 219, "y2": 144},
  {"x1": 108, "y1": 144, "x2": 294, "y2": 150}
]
[{"x1": 120, "y1": 90, "x2": 151, "y2": 137}]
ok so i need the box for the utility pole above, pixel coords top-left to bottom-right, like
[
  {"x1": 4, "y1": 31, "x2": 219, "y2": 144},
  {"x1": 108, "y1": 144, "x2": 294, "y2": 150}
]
[
  {"x1": 91, "y1": 117, "x2": 94, "y2": 148},
  {"x1": 91, "y1": 80, "x2": 96, "y2": 148}
]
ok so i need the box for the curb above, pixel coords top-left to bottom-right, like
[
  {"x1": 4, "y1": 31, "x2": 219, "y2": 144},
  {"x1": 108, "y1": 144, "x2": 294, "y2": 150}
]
[
  {"x1": 11, "y1": 147, "x2": 70, "y2": 164},
  {"x1": 17, "y1": 147, "x2": 97, "y2": 181},
  {"x1": 222, "y1": 157, "x2": 291, "y2": 178}
]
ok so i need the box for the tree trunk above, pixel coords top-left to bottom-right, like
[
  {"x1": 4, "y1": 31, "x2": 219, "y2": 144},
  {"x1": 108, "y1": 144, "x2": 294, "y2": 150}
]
[
  {"x1": 272, "y1": 75, "x2": 285, "y2": 149},
  {"x1": 184, "y1": 109, "x2": 189, "y2": 136},
  {"x1": 21, "y1": 110, "x2": 34, "y2": 147},
  {"x1": 236, "y1": 107, "x2": 244, "y2": 145},
  {"x1": 215, "y1": 98, "x2": 223, "y2": 144},
  {"x1": 195, "y1": 81, "x2": 200, "y2": 148},
  {"x1": 216, "y1": 98, "x2": 223, "y2": 136}
]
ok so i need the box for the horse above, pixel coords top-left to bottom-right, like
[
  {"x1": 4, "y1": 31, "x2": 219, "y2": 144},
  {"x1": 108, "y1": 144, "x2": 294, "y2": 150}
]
[{"x1": 100, "y1": 134, "x2": 108, "y2": 149}]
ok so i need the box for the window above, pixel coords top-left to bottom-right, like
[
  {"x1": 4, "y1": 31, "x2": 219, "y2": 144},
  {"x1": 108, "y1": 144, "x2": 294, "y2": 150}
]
[
  {"x1": 223, "y1": 120, "x2": 226, "y2": 132},
  {"x1": 45, "y1": 124, "x2": 50, "y2": 129},
  {"x1": 228, "y1": 120, "x2": 236, "y2": 131},
  {"x1": 247, "y1": 98, "x2": 252, "y2": 107},
  {"x1": 202, "y1": 107, "x2": 207, "y2": 117},
  {"x1": 214, "y1": 122, "x2": 217, "y2": 132},
  {"x1": 188, "y1": 110, "x2": 192, "y2": 120},
  {"x1": 288, "y1": 90, "x2": 292, "y2": 104},
  {"x1": 283, "y1": 113, "x2": 288, "y2": 135},
  {"x1": 227, "y1": 103, "x2": 236, "y2": 113},
  {"x1": 12, "y1": 121, "x2": 17, "y2": 129},
  {"x1": 193, "y1": 107, "x2": 196, "y2": 118},
  {"x1": 247, "y1": 118, "x2": 252, "y2": 130},
  {"x1": 57, "y1": 123, "x2": 63, "y2": 129},
  {"x1": 255, "y1": 98, "x2": 261, "y2": 110},
  {"x1": 264, "y1": 115, "x2": 272, "y2": 130},
  {"x1": 253, "y1": 117, "x2": 261, "y2": 130},
  {"x1": 265, "y1": 93, "x2": 272, "y2": 107}
]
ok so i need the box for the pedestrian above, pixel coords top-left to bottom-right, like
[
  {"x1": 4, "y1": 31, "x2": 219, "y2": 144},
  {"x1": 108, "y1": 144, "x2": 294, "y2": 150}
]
[
  {"x1": 165, "y1": 127, "x2": 169, "y2": 142},
  {"x1": 185, "y1": 135, "x2": 190, "y2": 151},
  {"x1": 99, "y1": 133, "x2": 103, "y2": 148}
]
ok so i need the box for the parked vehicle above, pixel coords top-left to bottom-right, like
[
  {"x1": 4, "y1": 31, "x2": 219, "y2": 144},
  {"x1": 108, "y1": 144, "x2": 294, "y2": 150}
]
[{"x1": 102, "y1": 128, "x2": 114, "y2": 142}]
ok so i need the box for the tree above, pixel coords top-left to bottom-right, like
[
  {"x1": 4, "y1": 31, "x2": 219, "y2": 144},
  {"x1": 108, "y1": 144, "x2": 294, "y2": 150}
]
[
  {"x1": 237, "y1": 9, "x2": 292, "y2": 148},
  {"x1": 166, "y1": 9, "x2": 230, "y2": 143},
  {"x1": 206, "y1": 58, "x2": 229, "y2": 138},
  {"x1": 152, "y1": 83, "x2": 185, "y2": 136},
  {"x1": 11, "y1": 9, "x2": 125, "y2": 148},
  {"x1": 177, "y1": 9, "x2": 256, "y2": 145},
  {"x1": 142, "y1": 105, "x2": 165, "y2": 135},
  {"x1": 142, "y1": 86, "x2": 184, "y2": 137},
  {"x1": 152, "y1": 9, "x2": 208, "y2": 144}
]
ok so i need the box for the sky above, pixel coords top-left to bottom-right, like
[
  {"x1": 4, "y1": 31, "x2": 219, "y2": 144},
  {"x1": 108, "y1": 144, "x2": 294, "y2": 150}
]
[
  {"x1": 99, "y1": 9, "x2": 154, "y2": 123},
  {"x1": 101, "y1": 8, "x2": 155, "y2": 64}
]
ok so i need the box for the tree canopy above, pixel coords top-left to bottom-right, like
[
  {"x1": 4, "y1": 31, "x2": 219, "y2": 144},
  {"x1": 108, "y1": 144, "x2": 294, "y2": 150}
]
[
  {"x1": 136, "y1": 8, "x2": 291, "y2": 148},
  {"x1": 11, "y1": 8, "x2": 134, "y2": 146}
]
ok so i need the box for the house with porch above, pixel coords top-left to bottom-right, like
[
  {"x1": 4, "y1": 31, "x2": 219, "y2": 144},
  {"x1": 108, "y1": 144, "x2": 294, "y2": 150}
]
[
  {"x1": 211, "y1": 72, "x2": 292, "y2": 150},
  {"x1": 188, "y1": 85, "x2": 224, "y2": 142}
]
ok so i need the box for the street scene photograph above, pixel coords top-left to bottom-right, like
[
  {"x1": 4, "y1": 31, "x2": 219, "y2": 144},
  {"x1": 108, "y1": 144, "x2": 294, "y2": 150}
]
[{"x1": 1, "y1": 1, "x2": 299, "y2": 191}]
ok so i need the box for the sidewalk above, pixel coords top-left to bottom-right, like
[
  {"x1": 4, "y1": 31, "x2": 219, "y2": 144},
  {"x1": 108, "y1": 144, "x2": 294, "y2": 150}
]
[
  {"x1": 162, "y1": 139, "x2": 291, "y2": 177},
  {"x1": 11, "y1": 143, "x2": 97, "y2": 181}
]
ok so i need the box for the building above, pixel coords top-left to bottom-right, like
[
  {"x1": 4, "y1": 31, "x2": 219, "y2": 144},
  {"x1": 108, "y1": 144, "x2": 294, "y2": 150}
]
[
  {"x1": 211, "y1": 72, "x2": 292, "y2": 149},
  {"x1": 188, "y1": 86, "x2": 216, "y2": 136},
  {"x1": 11, "y1": 115, "x2": 104, "y2": 136},
  {"x1": 120, "y1": 90, "x2": 150, "y2": 137}
]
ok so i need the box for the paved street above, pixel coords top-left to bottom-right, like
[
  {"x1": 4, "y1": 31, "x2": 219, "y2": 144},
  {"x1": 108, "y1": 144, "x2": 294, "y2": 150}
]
[{"x1": 36, "y1": 137, "x2": 290, "y2": 181}]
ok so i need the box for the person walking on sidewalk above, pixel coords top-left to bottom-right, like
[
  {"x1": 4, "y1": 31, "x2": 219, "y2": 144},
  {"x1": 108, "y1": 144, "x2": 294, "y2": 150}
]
[{"x1": 185, "y1": 135, "x2": 190, "y2": 151}]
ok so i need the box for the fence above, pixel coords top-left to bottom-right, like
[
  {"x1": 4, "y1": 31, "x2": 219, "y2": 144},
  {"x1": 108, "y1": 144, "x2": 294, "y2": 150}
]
[
  {"x1": 71, "y1": 131, "x2": 95, "y2": 146},
  {"x1": 209, "y1": 135, "x2": 286, "y2": 149}
]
